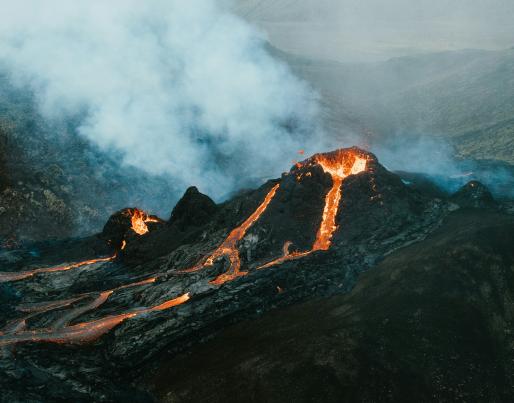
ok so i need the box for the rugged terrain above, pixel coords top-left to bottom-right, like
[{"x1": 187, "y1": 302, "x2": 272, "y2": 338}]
[
  {"x1": 272, "y1": 47, "x2": 514, "y2": 166},
  {"x1": 0, "y1": 147, "x2": 512, "y2": 402},
  {"x1": 0, "y1": 72, "x2": 179, "y2": 243}
]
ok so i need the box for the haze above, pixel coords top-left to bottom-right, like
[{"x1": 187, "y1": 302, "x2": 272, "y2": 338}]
[{"x1": 233, "y1": 0, "x2": 514, "y2": 62}]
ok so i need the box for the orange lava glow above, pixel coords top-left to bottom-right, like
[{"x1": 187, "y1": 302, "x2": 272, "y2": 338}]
[
  {"x1": 0, "y1": 149, "x2": 369, "y2": 347},
  {"x1": 0, "y1": 255, "x2": 116, "y2": 283},
  {"x1": 258, "y1": 152, "x2": 368, "y2": 269},
  {"x1": 149, "y1": 292, "x2": 191, "y2": 311},
  {"x1": 130, "y1": 209, "x2": 160, "y2": 235},
  {"x1": 0, "y1": 293, "x2": 190, "y2": 346},
  {"x1": 181, "y1": 184, "x2": 280, "y2": 285}
]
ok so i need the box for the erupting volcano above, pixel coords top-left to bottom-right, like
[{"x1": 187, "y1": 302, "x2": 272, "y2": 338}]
[
  {"x1": 0, "y1": 148, "x2": 374, "y2": 349},
  {"x1": 180, "y1": 148, "x2": 369, "y2": 278},
  {"x1": 3, "y1": 145, "x2": 494, "y2": 401},
  {"x1": 0, "y1": 148, "x2": 406, "y2": 354}
]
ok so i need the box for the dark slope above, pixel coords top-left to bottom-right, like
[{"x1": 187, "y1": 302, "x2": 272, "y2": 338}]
[
  {"x1": 147, "y1": 209, "x2": 514, "y2": 403},
  {"x1": 271, "y1": 47, "x2": 514, "y2": 164}
]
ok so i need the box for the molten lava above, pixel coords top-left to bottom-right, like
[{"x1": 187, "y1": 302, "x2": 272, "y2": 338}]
[
  {"x1": 181, "y1": 184, "x2": 280, "y2": 285},
  {"x1": 205, "y1": 184, "x2": 279, "y2": 285},
  {"x1": 130, "y1": 208, "x2": 160, "y2": 235},
  {"x1": 259, "y1": 151, "x2": 368, "y2": 269},
  {"x1": 0, "y1": 148, "x2": 370, "y2": 348}
]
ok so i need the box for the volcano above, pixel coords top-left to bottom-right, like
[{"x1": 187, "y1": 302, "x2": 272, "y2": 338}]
[{"x1": 1, "y1": 147, "x2": 513, "y2": 402}]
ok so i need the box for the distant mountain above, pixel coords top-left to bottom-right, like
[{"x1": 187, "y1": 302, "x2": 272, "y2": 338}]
[{"x1": 271, "y1": 47, "x2": 514, "y2": 164}]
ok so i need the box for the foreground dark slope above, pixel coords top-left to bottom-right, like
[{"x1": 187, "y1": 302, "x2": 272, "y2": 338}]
[{"x1": 148, "y1": 209, "x2": 514, "y2": 402}]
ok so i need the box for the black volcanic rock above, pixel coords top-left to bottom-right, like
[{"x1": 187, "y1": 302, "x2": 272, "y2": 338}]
[
  {"x1": 451, "y1": 180, "x2": 497, "y2": 209},
  {"x1": 0, "y1": 147, "x2": 466, "y2": 402},
  {"x1": 102, "y1": 208, "x2": 134, "y2": 240},
  {"x1": 169, "y1": 186, "x2": 218, "y2": 230}
]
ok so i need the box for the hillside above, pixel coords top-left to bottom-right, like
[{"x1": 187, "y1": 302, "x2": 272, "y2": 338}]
[
  {"x1": 271, "y1": 47, "x2": 514, "y2": 164},
  {"x1": 147, "y1": 209, "x2": 514, "y2": 402},
  {"x1": 0, "y1": 73, "x2": 179, "y2": 242}
]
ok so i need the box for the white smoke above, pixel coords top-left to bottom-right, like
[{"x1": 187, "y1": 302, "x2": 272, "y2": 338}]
[{"x1": 0, "y1": 0, "x2": 323, "y2": 198}]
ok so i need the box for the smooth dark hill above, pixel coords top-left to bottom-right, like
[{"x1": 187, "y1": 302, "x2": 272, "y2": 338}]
[{"x1": 0, "y1": 147, "x2": 513, "y2": 402}]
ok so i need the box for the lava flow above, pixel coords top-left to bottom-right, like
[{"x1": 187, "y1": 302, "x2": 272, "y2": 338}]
[
  {"x1": 181, "y1": 184, "x2": 280, "y2": 285},
  {"x1": 259, "y1": 151, "x2": 367, "y2": 269},
  {"x1": 0, "y1": 293, "x2": 190, "y2": 346},
  {"x1": 130, "y1": 208, "x2": 160, "y2": 235},
  {"x1": 0, "y1": 255, "x2": 116, "y2": 283}
]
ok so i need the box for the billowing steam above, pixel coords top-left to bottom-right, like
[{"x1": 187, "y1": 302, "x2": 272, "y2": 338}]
[{"x1": 0, "y1": 0, "x2": 323, "y2": 198}]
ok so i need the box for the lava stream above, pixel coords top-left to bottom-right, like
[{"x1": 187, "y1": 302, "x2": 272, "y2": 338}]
[
  {"x1": 181, "y1": 184, "x2": 280, "y2": 285},
  {"x1": 0, "y1": 255, "x2": 116, "y2": 283},
  {"x1": 0, "y1": 293, "x2": 190, "y2": 346},
  {"x1": 259, "y1": 154, "x2": 367, "y2": 269}
]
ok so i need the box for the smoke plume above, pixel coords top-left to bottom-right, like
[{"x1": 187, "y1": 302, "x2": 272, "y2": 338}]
[{"x1": 0, "y1": 0, "x2": 323, "y2": 199}]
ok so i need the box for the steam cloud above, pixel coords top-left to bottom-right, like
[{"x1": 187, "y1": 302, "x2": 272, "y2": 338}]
[{"x1": 0, "y1": 0, "x2": 323, "y2": 198}]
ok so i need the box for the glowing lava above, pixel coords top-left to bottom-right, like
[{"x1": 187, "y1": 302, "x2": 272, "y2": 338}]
[
  {"x1": 0, "y1": 255, "x2": 116, "y2": 283},
  {"x1": 181, "y1": 184, "x2": 280, "y2": 285},
  {"x1": 0, "y1": 293, "x2": 190, "y2": 346},
  {"x1": 259, "y1": 152, "x2": 368, "y2": 269},
  {"x1": 130, "y1": 209, "x2": 160, "y2": 235}
]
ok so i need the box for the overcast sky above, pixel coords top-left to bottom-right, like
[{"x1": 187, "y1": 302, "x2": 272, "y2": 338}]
[{"x1": 232, "y1": 0, "x2": 514, "y2": 61}]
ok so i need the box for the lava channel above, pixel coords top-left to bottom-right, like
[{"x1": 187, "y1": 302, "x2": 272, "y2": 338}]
[
  {"x1": 259, "y1": 153, "x2": 367, "y2": 269},
  {"x1": 181, "y1": 183, "x2": 280, "y2": 285},
  {"x1": 0, "y1": 293, "x2": 190, "y2": 346},
  {"x1": 0, "y1": 255, "x2": 116, "y2": 283}
]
